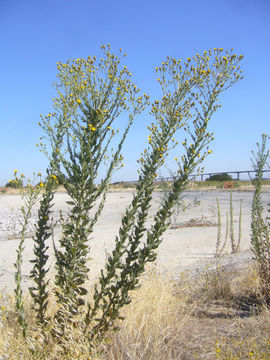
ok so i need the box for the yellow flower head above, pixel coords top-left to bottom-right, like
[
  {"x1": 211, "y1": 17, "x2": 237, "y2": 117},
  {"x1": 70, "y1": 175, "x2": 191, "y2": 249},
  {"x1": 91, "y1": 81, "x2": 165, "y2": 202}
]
[{"x1": 77, "y1": 99, "x2": 82, "y2": 104}]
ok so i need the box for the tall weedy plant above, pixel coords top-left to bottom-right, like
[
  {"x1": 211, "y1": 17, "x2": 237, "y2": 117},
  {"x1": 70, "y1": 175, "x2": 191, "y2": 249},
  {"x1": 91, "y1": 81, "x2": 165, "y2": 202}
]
[
  {"x1": 14, "y1": 46, "x2": 243, "y2": 352},
  {"x1": 250, "y1": 134, "x2": 270, "y2": 304},
  {"x1": 216, "y1": 192, "x2": 242, "y2": 256},
  {"x1": 14, "y1": 172, "x2": 44, "y2": 338}
]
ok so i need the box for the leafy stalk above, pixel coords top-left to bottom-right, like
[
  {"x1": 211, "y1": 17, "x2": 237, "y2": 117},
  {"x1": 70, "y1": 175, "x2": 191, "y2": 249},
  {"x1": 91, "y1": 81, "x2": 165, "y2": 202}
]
[
  {"x1": 250, "y1": 134, "x2": 270, "y2": 303},
  {"x1": 29, "y1": 173, "x2": 57, "y2": 327},
  {"x1": 14, "y1": 178, "x2": 42, "y2": 338},
  {"x1": 83, "y1": 49, "x2": 244, "y2": 340}
]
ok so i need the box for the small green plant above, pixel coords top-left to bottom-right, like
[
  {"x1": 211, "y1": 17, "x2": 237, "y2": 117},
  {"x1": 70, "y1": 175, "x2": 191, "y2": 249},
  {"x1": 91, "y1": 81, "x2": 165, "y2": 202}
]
[
  {"x1": 216, "y1": 198, "x2": 224, "y2": 255},
  {"x1": 237, "y1": 198, "x2": 243, "y2": 252},
  {"x1": 13, "y1": 46, "x2": 243, "y2": 354},
  {"x1": 215, "y1": 191, "x2": 242, "y2": 256},
  {"x1": 250, "y1": 133, "x2": 270, "y2": 304},
  {"x1": 229, "y1": 189, "x2": 235, "y2": 252}
]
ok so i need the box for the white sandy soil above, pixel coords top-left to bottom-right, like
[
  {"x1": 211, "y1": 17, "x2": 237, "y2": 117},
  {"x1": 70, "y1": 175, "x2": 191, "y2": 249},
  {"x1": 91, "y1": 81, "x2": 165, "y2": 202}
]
[{"x1": 0, "y1": 189, "x2": 269, "y2": 293}]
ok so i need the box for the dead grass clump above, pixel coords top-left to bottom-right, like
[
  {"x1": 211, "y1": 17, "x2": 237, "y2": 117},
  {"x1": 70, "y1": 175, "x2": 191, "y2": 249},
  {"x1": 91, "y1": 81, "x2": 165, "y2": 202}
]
[
  {"x1": 0, "y1": 271, "x2": 192, "y2": 360},
  {"x1": 0, "y1": 264, "x2": 269, "y2": 359},
  {"x1": 179, "y1": 261, "x2": 234, "y2": 305},
  {"x1": 215, "y1": 309, "x2": 270, "y2": 359},
  {"x1": 100, "y1": 271, "x2": 192, "y2": 360}
]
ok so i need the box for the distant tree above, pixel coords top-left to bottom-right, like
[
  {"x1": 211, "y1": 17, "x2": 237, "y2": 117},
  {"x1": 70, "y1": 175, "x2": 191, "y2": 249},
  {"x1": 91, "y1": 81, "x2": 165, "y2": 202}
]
[{"x1": 207, "y1": 173, "x2": 233, "y2": 181}]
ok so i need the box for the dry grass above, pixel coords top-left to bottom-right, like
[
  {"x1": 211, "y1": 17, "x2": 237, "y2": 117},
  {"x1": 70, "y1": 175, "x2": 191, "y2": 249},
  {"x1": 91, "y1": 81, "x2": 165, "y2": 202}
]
[{"x1": 0, "y1": 263, "x2": 270, "y2": 359}]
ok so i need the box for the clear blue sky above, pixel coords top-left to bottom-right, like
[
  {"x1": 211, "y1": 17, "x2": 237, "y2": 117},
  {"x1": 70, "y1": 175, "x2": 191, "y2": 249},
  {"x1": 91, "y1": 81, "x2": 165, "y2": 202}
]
[{"x1": 1, "y1": 0, "x2": 269, "y2": 185}]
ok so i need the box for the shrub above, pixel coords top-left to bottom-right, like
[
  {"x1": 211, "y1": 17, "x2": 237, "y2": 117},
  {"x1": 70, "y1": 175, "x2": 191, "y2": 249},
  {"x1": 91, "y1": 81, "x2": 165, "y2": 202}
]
[
  {"x1": 250, "y1": 133, "x2": 270, "y2": 304},
  {"x1": 207, "y1": 173, "x2": 233, "y2": 182},
  {"x1": 13, "y1": 46, "x2": 243, "y2": 354}
]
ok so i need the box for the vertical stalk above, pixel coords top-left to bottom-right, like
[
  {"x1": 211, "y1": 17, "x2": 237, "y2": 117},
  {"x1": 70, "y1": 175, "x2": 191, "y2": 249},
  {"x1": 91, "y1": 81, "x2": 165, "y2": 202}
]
[
  {"x1": 229, "y1": 189, "x2": 235, "y2": 253},
  {"x1": 235, "y1": 199, "x2": 242, "y2": 252},
  {"x1": 216, "y1": 198, "x2": 222, "y2": 256}
]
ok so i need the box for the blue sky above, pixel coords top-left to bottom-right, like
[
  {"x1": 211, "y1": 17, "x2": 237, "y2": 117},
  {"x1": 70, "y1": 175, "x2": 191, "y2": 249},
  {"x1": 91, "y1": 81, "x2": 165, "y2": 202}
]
[{"x1": 0, "y1": 0, "x2": 269, "y2": 185}]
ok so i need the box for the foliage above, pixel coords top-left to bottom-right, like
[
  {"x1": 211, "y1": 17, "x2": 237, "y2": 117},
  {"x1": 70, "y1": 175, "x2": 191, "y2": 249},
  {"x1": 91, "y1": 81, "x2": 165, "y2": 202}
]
[
  {"x1": 6, "y1": 178, "x2": 23, "y2": 188},
  {"x1": 13, "y1": 46, "x2": 243, "y2": 353},
  {"x1": 215, "y1": 191, "x2": 242, "y2": 256},
  {"x1": 250, "y1": 133, "x2": 270, "y2": 304},
  {"x1": 207, "y1": 173, "x2": 233, "y2": 182},
  {"x1": 216, "y1": 198, "x2": 225, "y2": 255},
  {"x1": 13, "y1": 171, "x2": 46, "y2": 337}
]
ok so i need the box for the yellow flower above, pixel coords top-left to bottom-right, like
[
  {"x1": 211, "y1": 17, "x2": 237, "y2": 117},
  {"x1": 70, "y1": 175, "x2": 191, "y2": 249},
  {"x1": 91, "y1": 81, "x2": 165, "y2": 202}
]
[
  {"x1": 174, "y1": 157, "x2": 177, "y2": 161},
  {"x1": 92, "y1": 127, "x2": 96, "y2": 131},
  {"x1": 14, "y1": 169, "x2": 18, "y2": 174},
  {"x1": 77, "y1": 99, "x2": 82, "y2": 103},
  {"x1": 39, "y1": 182, "x2": 44, "y2": 187},
  {"x1": 208, "y1": 150, "x2": 212, "y2": 154}
]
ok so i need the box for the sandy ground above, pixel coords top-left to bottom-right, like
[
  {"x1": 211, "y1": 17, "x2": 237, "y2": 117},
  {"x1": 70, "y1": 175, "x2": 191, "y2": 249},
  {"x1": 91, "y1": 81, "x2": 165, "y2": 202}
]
[{"x1": 0, "y1": 189, "x2": 269, "y2": 293}]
